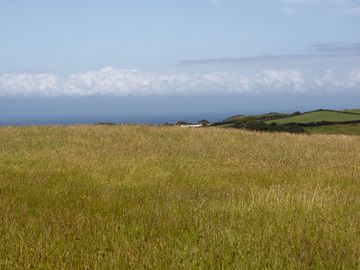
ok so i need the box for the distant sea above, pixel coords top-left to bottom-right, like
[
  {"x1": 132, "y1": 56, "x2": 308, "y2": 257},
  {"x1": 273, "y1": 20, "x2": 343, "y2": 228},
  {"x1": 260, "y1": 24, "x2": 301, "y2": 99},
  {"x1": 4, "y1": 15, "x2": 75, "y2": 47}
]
[
  {"x1": 1, "y1": 94, "x2": 357, "y2": 126},
  {"x1": 0, "y1": 112, "x2": 231, "y2": 126}
]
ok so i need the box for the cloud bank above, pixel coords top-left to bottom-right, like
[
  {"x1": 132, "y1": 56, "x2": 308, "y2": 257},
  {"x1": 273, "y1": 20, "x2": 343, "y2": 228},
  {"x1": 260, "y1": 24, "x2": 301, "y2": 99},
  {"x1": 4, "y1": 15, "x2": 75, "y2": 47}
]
[{"x1": 0, "y1": 66, "x2": 359, "y2": 97}]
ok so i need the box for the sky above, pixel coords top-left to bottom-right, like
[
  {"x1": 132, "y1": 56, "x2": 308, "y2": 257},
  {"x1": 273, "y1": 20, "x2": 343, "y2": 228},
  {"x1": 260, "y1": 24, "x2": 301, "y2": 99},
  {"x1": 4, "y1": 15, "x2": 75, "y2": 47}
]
[{"x1": 0, "y1": 0, "x2": 360, "y2": 123}]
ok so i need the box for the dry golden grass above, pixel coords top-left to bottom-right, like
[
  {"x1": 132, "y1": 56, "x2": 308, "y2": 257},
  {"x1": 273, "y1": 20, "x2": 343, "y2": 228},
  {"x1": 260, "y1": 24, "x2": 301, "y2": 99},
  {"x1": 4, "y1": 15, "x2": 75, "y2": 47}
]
[{"x1": 0, "y1": 125, "x2": 359, "y2": 269}]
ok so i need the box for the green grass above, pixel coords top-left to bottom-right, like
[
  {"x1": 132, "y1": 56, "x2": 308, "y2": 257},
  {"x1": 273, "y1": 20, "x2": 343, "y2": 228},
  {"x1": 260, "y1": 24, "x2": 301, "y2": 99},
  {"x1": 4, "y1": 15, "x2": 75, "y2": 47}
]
[
  {"x1": 0, "y1": 126, "x2": 359, "y2": 269},
  {"x1": 306, "y1": 124, "x2": 360, "y2": 135},
  {"x1": 226, "y1": 112, "x2": 283, "y2": 121},
  {"x1": 342, "y1": 109, "x2": 360, "y2": 115},
  {"x1": 266, "y1": 110, "x2": 360, "y2": 125},
  {"x1": 224, "y1": 112, "x2": 287, "y2": 124}
]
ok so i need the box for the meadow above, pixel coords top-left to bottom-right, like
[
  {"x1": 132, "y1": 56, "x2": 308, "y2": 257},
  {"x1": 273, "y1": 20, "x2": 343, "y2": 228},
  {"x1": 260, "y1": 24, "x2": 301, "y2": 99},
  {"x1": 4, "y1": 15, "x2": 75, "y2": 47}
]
[
  {"x1": 265, "y1": 110, "x2": 360, "y2": 125},
  {"x1": 0, "y1": 125, "x2": 359, "y2": 269},
  {"x1": 342, "y1": 109, "x2": 360, "y2": 114}
]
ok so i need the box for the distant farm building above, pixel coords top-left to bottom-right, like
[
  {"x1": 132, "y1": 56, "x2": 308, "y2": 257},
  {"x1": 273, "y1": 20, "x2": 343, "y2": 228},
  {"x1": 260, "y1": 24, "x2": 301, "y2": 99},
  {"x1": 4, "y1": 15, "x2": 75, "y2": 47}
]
[{"x1": 180, "y1": 124, "x2": 203, "y2": 128}]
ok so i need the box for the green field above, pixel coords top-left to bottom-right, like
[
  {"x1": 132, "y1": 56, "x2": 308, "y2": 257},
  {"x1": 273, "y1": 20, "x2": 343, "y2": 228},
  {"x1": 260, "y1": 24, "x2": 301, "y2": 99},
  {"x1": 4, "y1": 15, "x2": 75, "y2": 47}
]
[
  {"x1": 225, "y1": 112, "x2": 286, "y2": 123},
  {"x1": 0, "y1": 126, "x2": 359, "y2": 269},
  {"x1": 306, "y1": 124, "x2": 360, "y2": 135},
  {"x1": 266, "y1": 110, "x2": 360, "y2": 125},
  {"x1": 342, "y1": 109, "x2": 360, "y2": 115}
]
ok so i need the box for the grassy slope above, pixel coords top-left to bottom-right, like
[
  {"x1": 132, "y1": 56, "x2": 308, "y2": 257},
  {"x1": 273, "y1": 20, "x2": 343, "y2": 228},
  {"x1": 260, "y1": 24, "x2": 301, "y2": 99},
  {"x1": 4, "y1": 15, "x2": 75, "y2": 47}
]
[
  {"x1": 226, "y1": 113, "x2": 285, "y2": 123},
  {"x1": 266, "y1": 110, "x2": 360, "y2": 125},
  {"x1": 0, "y1": 126, "x2": 359, "y2": 269},
  {"x1": 306, "y1": 124, "x2": 360, "y2": 135},
  {"x1": 342, "y1": 109, "x2": 360, "y2": 115}
]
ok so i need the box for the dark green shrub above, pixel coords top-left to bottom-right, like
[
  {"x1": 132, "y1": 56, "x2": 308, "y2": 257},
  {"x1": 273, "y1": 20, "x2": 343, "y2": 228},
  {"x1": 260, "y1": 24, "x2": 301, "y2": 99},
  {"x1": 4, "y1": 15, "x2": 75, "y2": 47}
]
[
  {"x1": 234, "y1": 121, "x2": 305, "y2": 134},
  {"x1": 198, "y1": 119, "x2": 210, "y2": 126}
]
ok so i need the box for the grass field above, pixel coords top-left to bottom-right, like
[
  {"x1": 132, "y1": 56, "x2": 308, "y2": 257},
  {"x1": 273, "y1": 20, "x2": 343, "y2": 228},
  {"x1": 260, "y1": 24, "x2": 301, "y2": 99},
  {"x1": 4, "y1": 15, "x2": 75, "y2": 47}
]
[
  {"x1": 306, "y1": 124, "x2": 360, "y2": 135},
  {"x1": 342, "y1": 109, "x2": 360, "y2": 115},
  {"x1": 0, "y1": 126, "x2": 359, "y2": 269},
  {"x1": 266, "y1": 110, "x2": 360, "y2": 125},
  {"x1": 225, "y1": 113, "x2": 286, "y2": 123}
]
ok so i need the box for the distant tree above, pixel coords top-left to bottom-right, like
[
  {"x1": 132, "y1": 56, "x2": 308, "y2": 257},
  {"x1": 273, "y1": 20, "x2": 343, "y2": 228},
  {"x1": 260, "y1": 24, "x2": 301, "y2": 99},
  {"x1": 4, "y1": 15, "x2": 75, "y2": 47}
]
[
  {"x1": 211, "y1": 121, "x2": 226, "y2": 126},
  {"x1": 234, "y1": 121, "x2": 305, "y2": 134},
  {"x1": 198, "y1": 119, "x2": 210, "y2": 126},
  {"x1": 244, "y1": 121, "x2": 270, "y2": 131},
  {"x1": 95, "y1": 122, "x2": 116, "y2": 125},
  {"x1": 176, "y1": 121, "x2": 189, "y2": 125}
]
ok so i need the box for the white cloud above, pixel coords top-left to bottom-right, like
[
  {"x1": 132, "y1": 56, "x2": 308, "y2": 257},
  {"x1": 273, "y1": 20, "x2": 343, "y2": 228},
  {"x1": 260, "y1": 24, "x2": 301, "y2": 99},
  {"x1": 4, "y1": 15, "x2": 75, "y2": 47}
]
[
  {"x1": 348, "y1": 71, "x2": 360, "y2": 86},
  {"x1": 0, "y1": 73, "x2": 59, "y2": 96},
  {"x1": 0, "y1": 67, "x2": 359, "y2": 97},
  {"x1": 250, "y1": 70, "x2": 304, "y2": 92}
]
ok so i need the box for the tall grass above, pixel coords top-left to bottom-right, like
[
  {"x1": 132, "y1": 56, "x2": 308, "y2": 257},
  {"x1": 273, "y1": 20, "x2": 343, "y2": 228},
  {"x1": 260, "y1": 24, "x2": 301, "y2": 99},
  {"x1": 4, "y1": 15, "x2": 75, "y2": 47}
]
[{"x1": 0, "y1": 126, "x2": 359, "y2": 269}]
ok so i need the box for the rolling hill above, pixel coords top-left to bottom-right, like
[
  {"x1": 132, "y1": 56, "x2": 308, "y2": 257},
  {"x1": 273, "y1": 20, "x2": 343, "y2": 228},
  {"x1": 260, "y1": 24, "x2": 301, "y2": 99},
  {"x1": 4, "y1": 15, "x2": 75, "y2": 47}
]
[
  {"x1": 265, "y1": 110, "x2": 360, "y2": 125},
  {"x1": 213, "y1": 109, "x2": 360, "y2": 135},
  {"x1": 342, "y1": 109, "x2": 360, "y2": 115}
]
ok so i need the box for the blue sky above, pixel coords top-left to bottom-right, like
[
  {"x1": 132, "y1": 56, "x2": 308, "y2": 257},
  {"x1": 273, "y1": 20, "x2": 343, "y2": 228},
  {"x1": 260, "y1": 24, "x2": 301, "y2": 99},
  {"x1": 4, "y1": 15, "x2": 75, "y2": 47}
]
[
  {"x1": 1, "y1": 0, "x2": 360, "y2": 73},
  {"x1": 0, "y1": 0, "x2": 359, "y2": 120}
]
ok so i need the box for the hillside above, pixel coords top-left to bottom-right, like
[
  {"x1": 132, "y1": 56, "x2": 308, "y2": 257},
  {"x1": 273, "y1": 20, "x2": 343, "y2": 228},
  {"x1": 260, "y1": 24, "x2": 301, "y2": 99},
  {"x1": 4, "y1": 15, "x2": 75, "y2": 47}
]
[
  {"x1": 0, "y1": 126, "x2": 359, "y2": 268},
  {"x1": 342, "y1": 109, "x2": 360, "y2": 115},
  {"x1": 225, "y1": 112, "x2": 288, "y2": 123},
  {"x1": 265, "y1": 110, "x2": 360, "y2": 125},
  {"x1": 212, "y1": 109, "x2": 360, "y2": 135}
]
